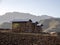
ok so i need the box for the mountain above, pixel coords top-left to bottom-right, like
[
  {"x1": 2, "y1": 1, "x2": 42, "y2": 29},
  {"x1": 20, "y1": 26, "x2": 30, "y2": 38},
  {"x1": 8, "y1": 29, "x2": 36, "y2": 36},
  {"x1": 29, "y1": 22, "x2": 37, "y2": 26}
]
[
  {"x1": 39, "y1": 18, "x2": 60, "y2": 32},
  {"x1": 0, "y1": 12, "x2": 52, "y2": 24},
  {"x1": 0, "y1": 12, "x2": 52, "y2": 29},
  {"x1": 0, "y1": 12, "x2": 60, "y2": 32},
  {"x1": 0, "y1": 22, "x2": 12, "y2": 29}
]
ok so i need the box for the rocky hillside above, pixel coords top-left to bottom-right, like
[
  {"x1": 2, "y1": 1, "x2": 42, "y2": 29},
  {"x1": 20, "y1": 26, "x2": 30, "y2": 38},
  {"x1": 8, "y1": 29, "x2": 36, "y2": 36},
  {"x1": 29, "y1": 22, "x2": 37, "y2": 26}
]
[
  {"x1": 0, "y1": 12, "x2": 52, "y2": 24},
  {"x1": 0, "y1": 32, "x2": 60, "y2": 45},
  {"x1": 0, "y1": 12, "x2": 60, "y2": 32},
  {"x1": 0, "y1": 12, "x2": 52, "y2": 29},
  {"x1": 39, "y1": 18, "x2": 60, "y2": 32},
  {"x1": 0, "y1": 22, "x2": 12, "y2": 29}
]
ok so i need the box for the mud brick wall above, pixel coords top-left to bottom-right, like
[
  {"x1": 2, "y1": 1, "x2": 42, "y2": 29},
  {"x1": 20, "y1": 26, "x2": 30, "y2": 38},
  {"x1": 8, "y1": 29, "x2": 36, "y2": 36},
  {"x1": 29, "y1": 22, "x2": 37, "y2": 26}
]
[{"x1": 0, "y1": 32, "x2": 60, "y2": 45}]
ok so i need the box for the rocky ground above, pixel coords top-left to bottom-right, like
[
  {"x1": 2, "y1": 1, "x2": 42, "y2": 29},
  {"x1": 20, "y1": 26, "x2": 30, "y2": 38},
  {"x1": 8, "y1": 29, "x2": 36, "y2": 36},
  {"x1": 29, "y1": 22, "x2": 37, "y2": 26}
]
[{"x1": 0, "y1": 32, "x2": 60, "y2": 45}]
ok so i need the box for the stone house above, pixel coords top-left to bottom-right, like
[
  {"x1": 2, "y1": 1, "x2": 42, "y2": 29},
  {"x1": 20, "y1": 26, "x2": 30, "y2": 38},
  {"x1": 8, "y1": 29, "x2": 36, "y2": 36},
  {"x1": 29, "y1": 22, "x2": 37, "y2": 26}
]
[{"x1": 12, "y1": 19, "x2": 43, "y2": 33}]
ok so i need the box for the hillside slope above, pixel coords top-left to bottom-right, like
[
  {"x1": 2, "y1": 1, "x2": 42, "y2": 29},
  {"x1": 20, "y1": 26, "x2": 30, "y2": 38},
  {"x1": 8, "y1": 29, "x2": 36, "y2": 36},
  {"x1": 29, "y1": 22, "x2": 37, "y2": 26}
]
[
  {"x1": 0, "y1": 12, "x2": 52, "y2": 29},
  {"x1": 39, "y1": 18, "x2": 60, "y2": 32},
  {"x1": 0, "y1": 12, "x2": 52, "y2": 24}
]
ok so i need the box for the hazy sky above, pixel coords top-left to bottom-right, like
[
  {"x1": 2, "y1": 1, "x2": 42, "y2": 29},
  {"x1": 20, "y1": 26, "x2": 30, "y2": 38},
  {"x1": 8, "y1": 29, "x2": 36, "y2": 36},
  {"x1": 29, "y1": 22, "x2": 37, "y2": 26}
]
[{"x1": 0, "y1": 0, "x2": 60, "y2": 17}]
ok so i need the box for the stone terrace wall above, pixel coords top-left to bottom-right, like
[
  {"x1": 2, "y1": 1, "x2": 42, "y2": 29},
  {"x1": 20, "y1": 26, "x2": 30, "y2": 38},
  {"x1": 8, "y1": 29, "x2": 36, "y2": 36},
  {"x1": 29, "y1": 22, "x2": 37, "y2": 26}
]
[{"x1": 0, "y1": 32, "x2": 60, "y2": 45}]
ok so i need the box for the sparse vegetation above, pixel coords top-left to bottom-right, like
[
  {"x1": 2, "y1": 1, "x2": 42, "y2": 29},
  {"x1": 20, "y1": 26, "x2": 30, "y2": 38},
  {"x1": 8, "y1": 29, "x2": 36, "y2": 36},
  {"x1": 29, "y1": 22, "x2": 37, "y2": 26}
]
[{"x1": 0, "y1": 32, "x2": 60, "y2": 45}]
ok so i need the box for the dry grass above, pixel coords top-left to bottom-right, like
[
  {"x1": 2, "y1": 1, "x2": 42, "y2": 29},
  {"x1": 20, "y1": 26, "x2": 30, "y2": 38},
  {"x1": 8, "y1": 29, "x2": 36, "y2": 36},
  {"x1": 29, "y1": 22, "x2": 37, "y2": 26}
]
[{"x1": 0, "y1": 32, "x2": 60, "y2": 45}]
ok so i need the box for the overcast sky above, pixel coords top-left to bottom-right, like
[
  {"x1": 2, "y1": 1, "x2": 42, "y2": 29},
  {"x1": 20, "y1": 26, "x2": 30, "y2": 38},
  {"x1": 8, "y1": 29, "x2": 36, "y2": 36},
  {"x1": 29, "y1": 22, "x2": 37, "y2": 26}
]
[{"x1": 0, "y1": 0, "x2": 60, "y2": 17}]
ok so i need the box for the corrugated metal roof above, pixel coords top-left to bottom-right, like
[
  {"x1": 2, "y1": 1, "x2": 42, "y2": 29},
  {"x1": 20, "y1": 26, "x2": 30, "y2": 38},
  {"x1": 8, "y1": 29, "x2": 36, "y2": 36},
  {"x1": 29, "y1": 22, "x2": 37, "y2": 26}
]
[
  {"x1": 12, "y1": 19, "x2": 29, "y2": 22},
  {"x1": 12, "y1": 19, "x2": 35, "y2": 23}
]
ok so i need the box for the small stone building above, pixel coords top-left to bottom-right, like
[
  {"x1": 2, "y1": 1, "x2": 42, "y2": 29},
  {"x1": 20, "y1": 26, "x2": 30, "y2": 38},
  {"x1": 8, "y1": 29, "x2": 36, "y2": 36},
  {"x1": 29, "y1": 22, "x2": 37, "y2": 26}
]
[{"x1": 12, "y1": 19, "x2": 43, "y2": 33}]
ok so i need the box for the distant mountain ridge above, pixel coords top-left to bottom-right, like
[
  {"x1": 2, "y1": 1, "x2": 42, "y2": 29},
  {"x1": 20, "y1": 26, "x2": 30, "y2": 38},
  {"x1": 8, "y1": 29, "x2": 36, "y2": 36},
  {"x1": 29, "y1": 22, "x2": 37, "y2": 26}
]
[
  {"x1": 1, "y1": 12, "x2": 60, "y2": 32},
  {"x1": 0, "y1": 12, "x2": 53, "y2": 29},
  {"x1": 0, "y1": 12, "x2": 60, "y2": 32},
  {"x1": 0, "y1": 12, "x2": 53, "y2": 24}
]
